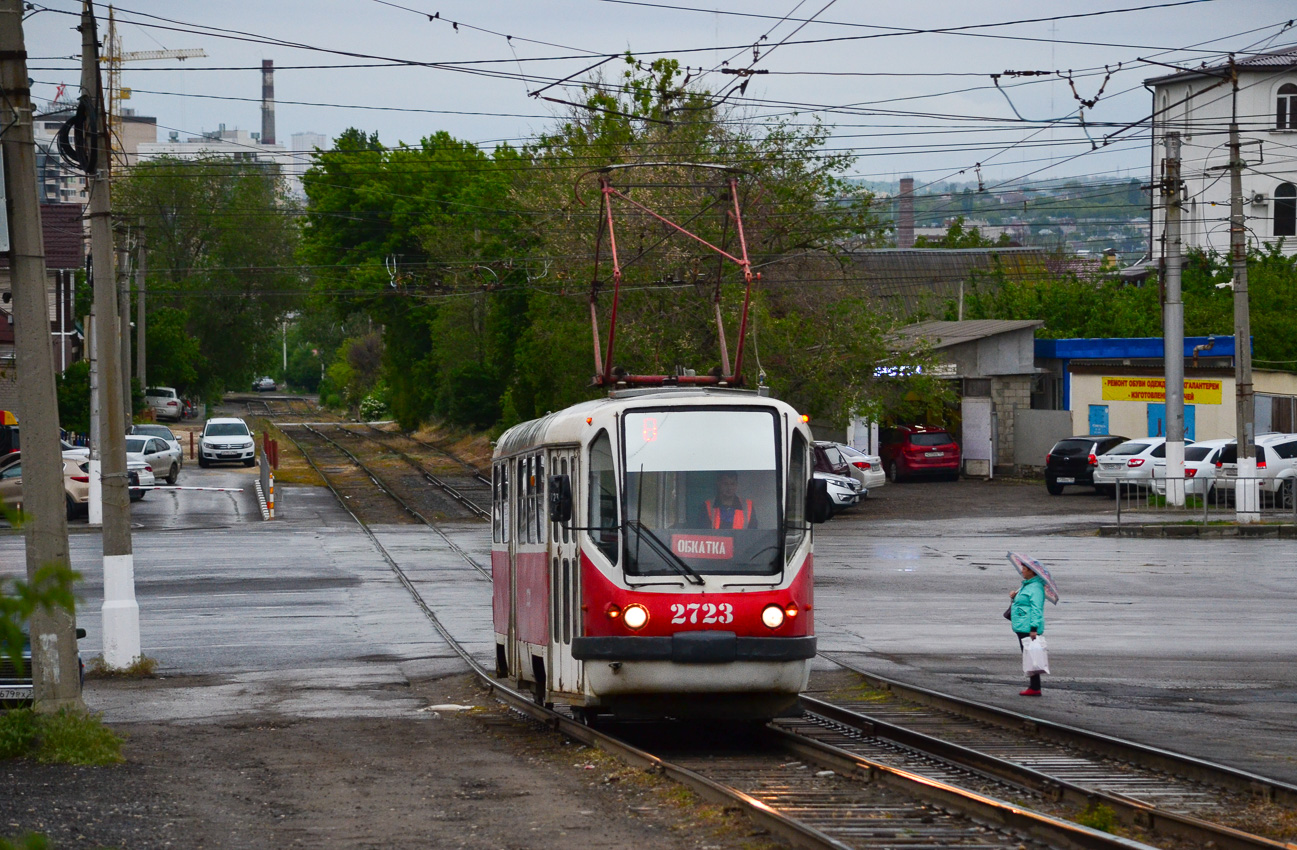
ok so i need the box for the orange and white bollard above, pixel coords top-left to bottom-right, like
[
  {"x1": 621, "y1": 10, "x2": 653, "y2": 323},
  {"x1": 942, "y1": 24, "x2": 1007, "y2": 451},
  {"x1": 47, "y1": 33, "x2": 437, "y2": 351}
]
[{"x1": 268, "y1": 471, "x2": 275, "y2": 518}]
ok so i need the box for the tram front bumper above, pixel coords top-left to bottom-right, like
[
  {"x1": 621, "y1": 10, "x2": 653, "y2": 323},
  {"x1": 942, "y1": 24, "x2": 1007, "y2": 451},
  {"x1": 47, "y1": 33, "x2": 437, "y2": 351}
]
[{"x1": 572, "y1": 632, "x2": 816, "y2": 664}]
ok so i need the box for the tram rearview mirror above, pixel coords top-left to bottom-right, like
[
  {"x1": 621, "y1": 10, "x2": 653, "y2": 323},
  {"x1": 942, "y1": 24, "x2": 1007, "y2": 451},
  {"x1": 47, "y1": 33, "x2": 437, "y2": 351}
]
[
  {"x1": 807, "y1": 478, "x2": 832, "y2": 524},
  {"x1": 548, "y1": 474, "x2": 573, "y2": 523}
]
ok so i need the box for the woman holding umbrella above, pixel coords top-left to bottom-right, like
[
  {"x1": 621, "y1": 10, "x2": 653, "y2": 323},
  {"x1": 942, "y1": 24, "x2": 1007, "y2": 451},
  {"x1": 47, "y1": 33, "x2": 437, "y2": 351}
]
[{"x1": 1008, "y1": 552, "x2": 1059, "y2": 696}]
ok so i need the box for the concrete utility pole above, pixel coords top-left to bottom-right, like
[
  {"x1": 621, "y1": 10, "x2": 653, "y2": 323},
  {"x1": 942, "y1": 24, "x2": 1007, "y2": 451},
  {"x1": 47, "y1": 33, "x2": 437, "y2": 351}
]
[
  {"x1": 135, "y1": 224, "x2": 145, "y2": 387},
  {"x1": 1162, "y1": 133, "x2": 1186, "y2": 506},
  {"x1": 1227, "y1": 72, "x2": 1258, "y2": 522},
  {"x1": 81, "y1": 0, "x2": 140, "y2": 664},
  {"x1": 0, "y1": 0, "x2": 84, "y2": 710}
]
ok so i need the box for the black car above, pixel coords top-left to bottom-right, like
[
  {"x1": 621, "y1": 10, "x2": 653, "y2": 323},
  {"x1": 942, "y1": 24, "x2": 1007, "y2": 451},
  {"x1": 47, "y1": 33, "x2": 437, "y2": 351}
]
[
  {"x1": 1045, "y1": 434, "x2": 1129, "y2": 495},
  {"x1": 1, "y1": 629, "x2": 86, "y2": 706}
]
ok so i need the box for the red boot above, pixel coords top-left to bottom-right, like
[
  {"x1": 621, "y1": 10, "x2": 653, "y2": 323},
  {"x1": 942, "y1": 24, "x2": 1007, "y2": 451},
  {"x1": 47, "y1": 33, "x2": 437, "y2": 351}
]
[{"x1": 1019, "y1": 688, "x2": 1042, "y2": 696}]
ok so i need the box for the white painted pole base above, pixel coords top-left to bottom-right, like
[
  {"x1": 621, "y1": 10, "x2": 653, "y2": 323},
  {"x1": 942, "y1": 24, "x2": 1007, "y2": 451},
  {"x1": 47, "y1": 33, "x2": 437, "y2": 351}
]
[
  {"x1": 88, "y1": 459, "x2": 103, "y2": 526},
  {"x1": 1164, "y1": 441, "x2": 1186, "y2": 507},
  {"x1": 1235, "y1": 457, "x2": 1261, "y2": 524},
  {"x1": 102, "y1": 553, "x2": 141, "y2": 667}
]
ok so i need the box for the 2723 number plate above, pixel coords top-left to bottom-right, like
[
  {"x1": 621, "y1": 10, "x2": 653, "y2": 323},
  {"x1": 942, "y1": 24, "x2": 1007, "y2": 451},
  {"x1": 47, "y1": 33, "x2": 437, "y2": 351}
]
[{"x1": 669, "y1": 602, "x2": 734, "y2": 625}]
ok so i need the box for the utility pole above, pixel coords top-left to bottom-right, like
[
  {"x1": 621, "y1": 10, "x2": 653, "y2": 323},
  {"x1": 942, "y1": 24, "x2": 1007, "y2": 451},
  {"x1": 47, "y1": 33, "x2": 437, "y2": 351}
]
[
  {"x1": 0, "y1": 0, "x2": 84, "y2": 710},
  {"x1": 135, "y1": 223, "x2": 145, "y2": 387},
  {"x1": 1227, "y1": 65, "x2": 1257, "y2": 523},
  {"x1": 1162, "y1": 132, "x2": 1186, "y2": 506},
  {"x1": 117, "y1": 235, "x2": 131, "y2": 425},
  {"x1": 81, "y1": 0, "x2": 140, "y2": 665}
]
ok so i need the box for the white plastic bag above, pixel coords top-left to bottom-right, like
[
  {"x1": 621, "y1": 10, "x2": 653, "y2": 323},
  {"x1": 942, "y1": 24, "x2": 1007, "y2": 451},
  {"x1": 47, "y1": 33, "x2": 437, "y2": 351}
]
[{"x1": 1022, "y1": 635, "x2": 1050, "y2": 676}]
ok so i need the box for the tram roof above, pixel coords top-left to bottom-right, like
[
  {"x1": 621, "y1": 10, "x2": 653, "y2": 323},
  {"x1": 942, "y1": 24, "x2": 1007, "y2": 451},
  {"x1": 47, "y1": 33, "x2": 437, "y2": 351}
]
[{"x1": 493, "y1": 387, "x2": 795, "y2": 459}]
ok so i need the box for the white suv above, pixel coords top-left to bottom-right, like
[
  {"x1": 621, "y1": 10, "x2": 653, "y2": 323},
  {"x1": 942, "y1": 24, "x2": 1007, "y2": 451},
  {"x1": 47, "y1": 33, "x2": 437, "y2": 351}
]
[
  {"x1": 1213, "y1": 433, "x2": 1297, "y2": 505},
  {"x1": 198, "y1": 418, "x2": 256, "y2": 468}
]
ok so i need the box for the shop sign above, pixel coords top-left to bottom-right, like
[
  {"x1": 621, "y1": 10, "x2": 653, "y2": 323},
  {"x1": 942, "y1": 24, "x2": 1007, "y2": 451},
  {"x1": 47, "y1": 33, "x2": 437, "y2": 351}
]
[{"x1": 1101, "y1": 377, "x2": 1222, "y2": 404}]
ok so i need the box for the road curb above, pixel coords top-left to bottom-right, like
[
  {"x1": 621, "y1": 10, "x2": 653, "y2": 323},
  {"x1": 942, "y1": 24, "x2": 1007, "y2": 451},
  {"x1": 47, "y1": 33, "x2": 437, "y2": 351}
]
[{"x1": 1099, "y1": 523, "x2": 1297, "y2": 538}]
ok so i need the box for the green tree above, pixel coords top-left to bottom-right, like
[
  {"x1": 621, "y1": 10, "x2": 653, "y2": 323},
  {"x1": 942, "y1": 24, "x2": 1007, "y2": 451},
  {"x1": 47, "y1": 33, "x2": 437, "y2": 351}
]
[
  {"x1": 116, "y1": 156, "x2": 302, "y2": 398},
  {"x1": 914, "y1": 216, "x2": 1012, "y2": 249}
]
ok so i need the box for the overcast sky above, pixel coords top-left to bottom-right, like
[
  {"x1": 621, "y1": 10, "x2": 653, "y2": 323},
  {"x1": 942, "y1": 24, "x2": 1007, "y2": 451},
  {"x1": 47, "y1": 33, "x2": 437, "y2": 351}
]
[{"x1": 22, "y1": 0, "x2": 1297, "y2": 190}]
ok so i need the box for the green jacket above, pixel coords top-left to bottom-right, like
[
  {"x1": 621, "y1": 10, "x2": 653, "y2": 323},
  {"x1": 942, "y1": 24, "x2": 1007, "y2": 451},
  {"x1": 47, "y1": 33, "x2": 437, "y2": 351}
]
[{"x1": 1010, "y1": 575, "x2": 1046, "y2": 635}]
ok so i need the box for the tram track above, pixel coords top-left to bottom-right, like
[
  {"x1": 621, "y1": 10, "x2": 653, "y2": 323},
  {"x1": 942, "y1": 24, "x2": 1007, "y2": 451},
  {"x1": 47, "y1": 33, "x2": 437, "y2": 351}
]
[
  {"x1": 278, "y1": 417, "x2": 1164, "y2": 850},
  {"x1": 797, "y1": 655, "x2": 1297, "y2": 849}
]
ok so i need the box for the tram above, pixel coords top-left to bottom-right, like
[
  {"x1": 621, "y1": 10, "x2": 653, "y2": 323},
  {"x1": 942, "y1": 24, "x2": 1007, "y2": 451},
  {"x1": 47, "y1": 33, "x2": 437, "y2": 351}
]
[{"x1": 491, "y1": 387, "x2": 828, "y2": 720}]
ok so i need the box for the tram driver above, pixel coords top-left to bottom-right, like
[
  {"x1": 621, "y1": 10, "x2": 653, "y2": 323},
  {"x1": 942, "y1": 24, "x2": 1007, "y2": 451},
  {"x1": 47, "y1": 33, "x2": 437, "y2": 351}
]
[{"x1": 698, "y1": 471, "x2": 756, "y2": 529}]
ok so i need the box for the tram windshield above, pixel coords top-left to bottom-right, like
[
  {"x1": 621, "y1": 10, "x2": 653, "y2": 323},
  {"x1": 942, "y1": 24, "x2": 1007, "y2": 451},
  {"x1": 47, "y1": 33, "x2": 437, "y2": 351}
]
[{"x1": 622, "y1": 408, "x2": 781, "y2": 577}]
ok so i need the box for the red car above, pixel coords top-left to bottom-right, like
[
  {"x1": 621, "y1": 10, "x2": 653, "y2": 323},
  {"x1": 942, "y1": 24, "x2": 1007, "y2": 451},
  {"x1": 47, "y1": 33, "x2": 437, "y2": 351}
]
[{"x1": 879, "y1": 425, "x2": 961, "y2": 483}]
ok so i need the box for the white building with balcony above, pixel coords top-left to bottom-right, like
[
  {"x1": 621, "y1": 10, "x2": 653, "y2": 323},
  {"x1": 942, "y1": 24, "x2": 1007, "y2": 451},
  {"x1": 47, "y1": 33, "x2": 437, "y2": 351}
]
[{"x1": 1147, "y1": 47, "x2": 1297, "y2": 255}]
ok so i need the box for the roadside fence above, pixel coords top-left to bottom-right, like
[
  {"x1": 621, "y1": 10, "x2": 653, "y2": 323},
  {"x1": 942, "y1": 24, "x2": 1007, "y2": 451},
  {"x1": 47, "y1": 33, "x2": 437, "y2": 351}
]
[
  {"x1": 258, "y1": 434, "x2": 279, "y2": 519},
  {"x1": 1115, "y1": 476, "x2": 1297, "y2": 526}
]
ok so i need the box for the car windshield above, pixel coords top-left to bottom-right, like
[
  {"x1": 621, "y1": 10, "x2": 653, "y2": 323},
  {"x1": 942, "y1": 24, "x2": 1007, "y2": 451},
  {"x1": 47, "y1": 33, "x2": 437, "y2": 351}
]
[
  {"x1": 909, "y1": 432, "x2": 952, "y2": 447},
  {"x1": 133, "y1": 426, "x2": 172, "y2": 439},
  {"x1": 206, "y1": 423, "x2": 249, "y2": 437},
  {"x1": 146, "y1": 388, "x2": 175, "y2": 399},
  {"x1": 1184, "y1": 446, "x2": 1214, "y2": 462},
  {"x1": 1107, "y1": 442, "x2": 1152, "y2": 456},
  {"x1": 622, "y1": 408, "x2": 781, "y2": 577},
  {"x1": 838, "y1": 445, "x2": 869, "y2": 459},
  {"x1": 124, "y1": 437, "x2": 150, "y2": 453}
]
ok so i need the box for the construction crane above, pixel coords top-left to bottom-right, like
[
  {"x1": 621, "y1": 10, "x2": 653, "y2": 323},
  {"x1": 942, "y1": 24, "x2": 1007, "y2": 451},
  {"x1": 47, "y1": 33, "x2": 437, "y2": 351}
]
[{"x1": 101, "y1": 6, "x2": 206, "y2": 165}]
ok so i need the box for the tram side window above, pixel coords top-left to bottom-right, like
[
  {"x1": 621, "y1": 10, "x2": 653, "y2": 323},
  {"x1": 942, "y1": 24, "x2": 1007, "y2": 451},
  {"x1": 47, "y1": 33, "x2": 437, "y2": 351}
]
[
  {"x1": 785, "y1": 430, "x2": 808, "y2": 558},
  {"x1": 517, "y1": 457, "x2": 529, "y2": 544},
  {"x1": 588, "y1": 431, "x2": 619, "y2": 564},
  {"x1": 493, "y1": 464, "x2": 510, "y2": 544},
  {"x1": 535, "y1": 455, "x2": 546, "y2": 543}
]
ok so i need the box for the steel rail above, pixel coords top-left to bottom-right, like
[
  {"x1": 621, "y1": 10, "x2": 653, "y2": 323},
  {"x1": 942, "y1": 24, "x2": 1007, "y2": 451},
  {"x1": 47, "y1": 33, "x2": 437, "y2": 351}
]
[
  {"x1": 820, "y1": 652, "x2": 1297, "y2": 808},
  {"x1": 329, "y1": 424, "x2": 491, "y2": 519},
  {"x1": 359, "y1": 423, "x2": 491, "y2": 485},
  {"x1": 280, "y1": 424, "x2": 1156, "y2": 850},
  {"x1": 285, "y1": 423, "x2": 490, "y2": 580},
  {"x1": 795, "y1": 695, "x2": 1293, "y2": 850}
]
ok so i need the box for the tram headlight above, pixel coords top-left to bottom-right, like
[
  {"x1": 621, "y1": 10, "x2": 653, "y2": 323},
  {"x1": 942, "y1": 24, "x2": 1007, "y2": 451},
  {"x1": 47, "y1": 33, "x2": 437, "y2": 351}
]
[
  {"x1": 761, "y1": 604, "x2": 786, "y2": 629},
  {"x1": 622, "y1": 603, "x2": 649, "y2": 631}
]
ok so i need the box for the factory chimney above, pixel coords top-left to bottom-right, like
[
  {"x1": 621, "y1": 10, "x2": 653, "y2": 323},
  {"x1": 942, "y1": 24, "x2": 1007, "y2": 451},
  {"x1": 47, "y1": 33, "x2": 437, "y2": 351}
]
[
  {"x1": 260, "y1": 59, "x2": 275, "y2": 145},
  {"x1": 897, "y1": 176, "x2": 915, "y2": 249}
]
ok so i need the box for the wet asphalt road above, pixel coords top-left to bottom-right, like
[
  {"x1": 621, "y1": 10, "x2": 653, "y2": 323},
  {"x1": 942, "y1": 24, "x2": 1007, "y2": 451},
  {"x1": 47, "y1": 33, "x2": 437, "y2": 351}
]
[{"x1": 2, "y1": 462, "x2": 1294, "y2": 784}]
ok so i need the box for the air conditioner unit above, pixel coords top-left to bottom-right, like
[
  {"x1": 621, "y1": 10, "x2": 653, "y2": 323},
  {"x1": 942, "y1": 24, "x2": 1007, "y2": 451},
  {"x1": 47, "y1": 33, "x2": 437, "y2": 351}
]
[{"x1": 1250, "y1": 192, "x2": 1268, "y2": 205}]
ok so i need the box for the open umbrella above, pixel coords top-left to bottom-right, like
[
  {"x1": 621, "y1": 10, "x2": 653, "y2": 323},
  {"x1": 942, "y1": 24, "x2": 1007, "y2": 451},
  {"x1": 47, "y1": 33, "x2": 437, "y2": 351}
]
[{"x1": 1007, "y1": 551, "x2": 1059, "y2": 605}]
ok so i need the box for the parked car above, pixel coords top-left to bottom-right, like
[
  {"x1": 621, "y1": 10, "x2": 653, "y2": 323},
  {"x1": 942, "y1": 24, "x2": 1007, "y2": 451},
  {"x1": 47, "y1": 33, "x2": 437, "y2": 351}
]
[
  {"x1": 835, "y1": 443, "x2": 886, "y2": 492},
  {"x1": 129, "y1": 424, "x2": 183, "y2": 471},
  {"x1": 1, "y1": 628, "x2": 86, "y2": 706},
  {"x1": 1093, "y1": 437, "x2": 1185, "y2": 495},
  {"x1": 814, "y1": 470, "x2": 863, "y2": 515},
  {"x1": 812, "y1": 441, "x2": 851, "y2": 478},
  {"x1": 124, "y1": 434, "x2": 182, "y2": 485},
  {"x1": 1151, "y1": 438, "x2": 1233, "y2": 497},
  {"x1": 199, "y1": 417, "x2": 256, "y2": 468},
  {"x1": 253, "y1": 376, "x2": 277, "y2": 392},
  {"x1": 879, "y1": 425, "x2": 961, "y2": 483},
  {"x1": 0, "y1": 452, "x2": 92, "y2": 519},
  {"x1": 145, "y1": 386, "x2": 183, "y2": 422},
  {"x1": 1212, "y1": 433, "x2": 1297, "y2": 505},
  {"x1": 1044, "y1": 434, "x2": 1129, "y2": 495}
]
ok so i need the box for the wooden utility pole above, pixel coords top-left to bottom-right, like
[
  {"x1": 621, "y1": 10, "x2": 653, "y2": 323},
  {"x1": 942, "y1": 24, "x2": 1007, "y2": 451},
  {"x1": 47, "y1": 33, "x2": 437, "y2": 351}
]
[
  {"x1": 135, "y1": 224, "x2": 145, "y2": 387},
  {"x1": 0, "y1": 0, "x2": 84, "y2": 710},
  {"x1": 81, "y1": 0, "x2": 140, "y2": 664}
]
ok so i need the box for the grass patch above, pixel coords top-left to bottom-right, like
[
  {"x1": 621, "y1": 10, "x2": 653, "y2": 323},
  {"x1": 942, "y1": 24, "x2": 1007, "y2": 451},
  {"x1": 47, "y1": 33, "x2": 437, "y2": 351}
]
[
  {"x1": 1076, "y1": 803, "x2": 1117, "y2": 833},
  {"x1": 0, "y1": 707, "x2": 123, "y2": 765},
  {"x1": 85, "y1": 654, "x2": 158, "y2": 678},
  {"x1": 1144, "y1": 494, "x2": 1205, "y2": 508},
  {"x1": 1, "y1": 835, "x2": 50, "y2": 850},
  {"x1": 830, "y1": 681, "x2": 894, "y2": 703}
]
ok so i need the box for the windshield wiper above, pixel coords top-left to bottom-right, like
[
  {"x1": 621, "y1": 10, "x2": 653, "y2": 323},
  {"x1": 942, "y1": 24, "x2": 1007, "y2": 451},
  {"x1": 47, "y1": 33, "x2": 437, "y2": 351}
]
[{"x1": 625, "y1": 520, "x2": 705, "y2": 585}]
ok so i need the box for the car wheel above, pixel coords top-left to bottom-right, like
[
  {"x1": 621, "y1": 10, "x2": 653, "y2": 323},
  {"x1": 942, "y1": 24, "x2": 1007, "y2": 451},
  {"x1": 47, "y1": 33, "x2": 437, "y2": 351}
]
[
  {"x1": 945, "y1": 471, "x2": 960, "y2": 482},
  {"x1": 243, "y1": 458, "x2": 255, "y2": 468},
  {"x1": 65, "y1": 494, "x2": 76, "y2": 520},
  {"x1": 1045, "y1": 478, "x2": 1064, "y2": 496},
  {"x1": 1281, "y1": 479, "x2": 1296, "y2": 511},
  {"x1": 886, "y1": 461, "x2": 902, "y2": 484},
  {"x1": 166, "y1": 463, "x2": 178, "y2": 485},
  {"x1": 198, "y1": 456, "x2": 209, "y2": 468}
]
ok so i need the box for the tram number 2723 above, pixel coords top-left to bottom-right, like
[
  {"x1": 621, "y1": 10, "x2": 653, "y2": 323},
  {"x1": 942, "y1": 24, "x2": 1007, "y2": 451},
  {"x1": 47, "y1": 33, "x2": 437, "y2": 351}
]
[{"x1": 670, "y1": 602, "x2": 735, "y2": 625}]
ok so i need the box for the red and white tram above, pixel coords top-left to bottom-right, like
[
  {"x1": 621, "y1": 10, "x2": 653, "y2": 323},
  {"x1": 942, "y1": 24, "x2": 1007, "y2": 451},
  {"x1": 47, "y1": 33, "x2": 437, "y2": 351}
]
[{"x1": 491, "y1": 387, "x2": 827, "y2": 720}]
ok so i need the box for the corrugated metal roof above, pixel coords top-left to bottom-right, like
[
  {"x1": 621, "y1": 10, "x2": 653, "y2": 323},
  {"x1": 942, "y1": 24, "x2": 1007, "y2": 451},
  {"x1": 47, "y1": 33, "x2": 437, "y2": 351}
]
[
  {"x1": 0, "y1": 204, "x2": 84, "y2": 270},
  {"x1": 1145, "y1": 46, "x2": 1297, "y2": 84},
  {"x1": 894, "y1": 319, "x2": 1042, "y2": 349}
]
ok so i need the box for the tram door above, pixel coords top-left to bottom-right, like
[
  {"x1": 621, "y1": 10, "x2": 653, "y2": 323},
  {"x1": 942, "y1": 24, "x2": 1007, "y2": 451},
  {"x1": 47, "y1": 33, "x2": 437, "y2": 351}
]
[{"x1": 548, "y1": 448, "x2": 582, "y2": 697}]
